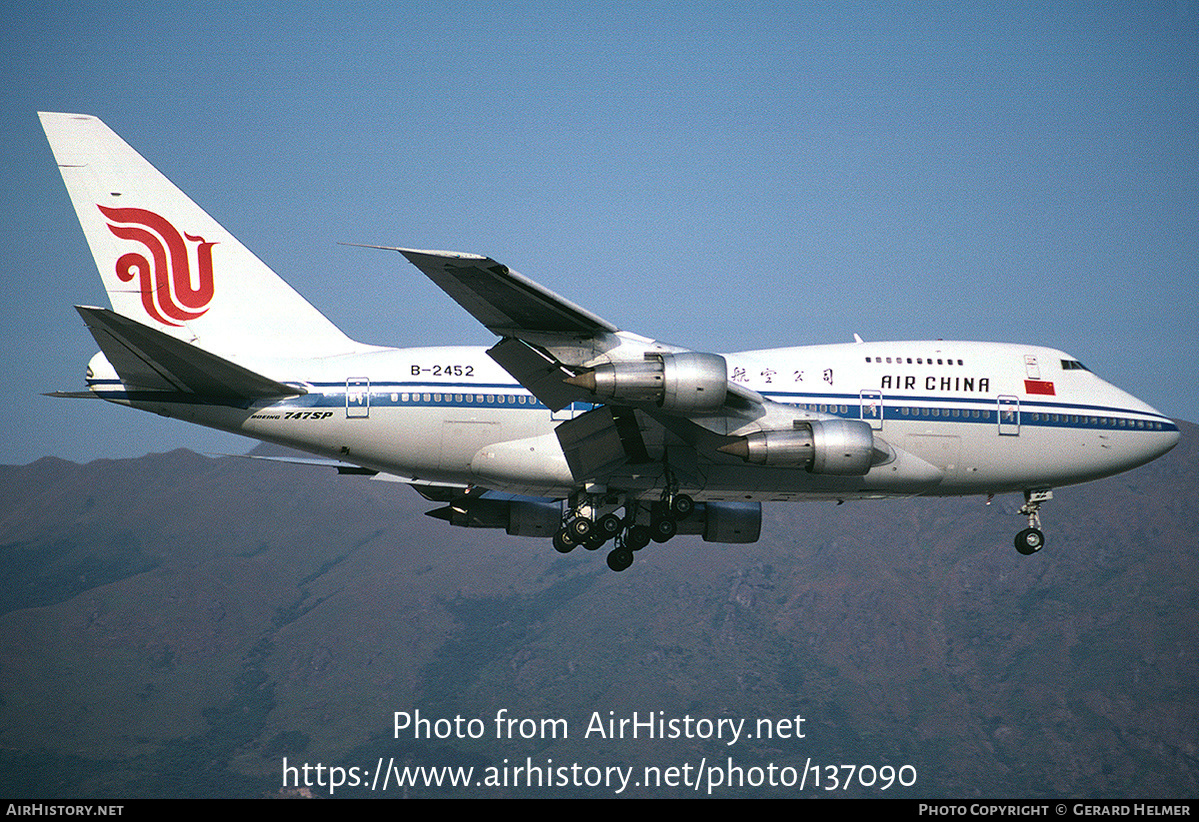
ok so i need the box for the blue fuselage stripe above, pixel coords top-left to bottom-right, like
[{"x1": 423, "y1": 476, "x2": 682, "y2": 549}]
[{"x1": 86, "y1": 377, "x2": 1177, "y2": 434}]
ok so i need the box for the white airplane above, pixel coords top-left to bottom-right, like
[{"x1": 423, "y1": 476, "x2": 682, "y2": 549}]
[{"x1": 40, "y1": 112, "x2": 1180, "y2": 572}]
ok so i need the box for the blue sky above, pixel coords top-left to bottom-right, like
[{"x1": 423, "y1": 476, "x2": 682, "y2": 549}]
[{"x1": 3, "y1": 2, "x2": 1196, "y2": 465}]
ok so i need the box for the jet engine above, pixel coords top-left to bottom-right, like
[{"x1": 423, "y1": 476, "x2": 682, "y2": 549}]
[
  {"x1": 719, "y1": 418, "x2": 878, "y2": 475},
  {"x1": 426, "y1": 497, "x2": 561, "y2": 537},
  {"x1": 698, "y1": 501, "x2": 761, "y2": 543},
  {"x1": 565, "y1": 352, "x2": 728, "y2": 414}
]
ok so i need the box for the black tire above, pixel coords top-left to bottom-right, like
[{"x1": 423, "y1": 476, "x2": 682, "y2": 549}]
[
  {"x1": 651, "y1": 517, "x2": 677, "y2": 543},
  {"x1": 598, "y1": 513, "x2": 623, "y2": 537},
  {"x1": 625, "y1": 525, "x2": 651, "y2": 551},
  {"x1": 553, "y1": 528, "x2": 576, "y2": 554},
  {"x1": 671, "y1": 494, "x2": 695, "y2": 520},
  {"x1": 1015, "y1": 527, "x2": 1044, "y2": 555},
  {"x1": 569, "y1": 517, "x2": 593, "y2": 540},
  {"x1": 584, "y1": 531, "x2": 607, "y2": 551},
  {"x1": 606, "y1": 548, "x2": 634, "y2": 572}
]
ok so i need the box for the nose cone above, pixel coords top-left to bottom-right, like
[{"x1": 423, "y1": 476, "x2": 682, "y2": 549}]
[
  {"x1": 1114, "y1": 392, "x2": 1180, "y2": 470},
  {"x1": 1081, "y1": 371, "x2": 1180, "y2": 476},
  {"x1": 1141, "y1": 419, "x2": 1179, "y2": 464},
  {"x1": 1122, "y1": 389, "x2": 1179, "y2": 456}
]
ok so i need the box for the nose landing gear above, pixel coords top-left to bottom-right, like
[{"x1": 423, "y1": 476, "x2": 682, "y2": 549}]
[{"x1": 1014, "y1": 489, "x2": 1052, "y2": 555}]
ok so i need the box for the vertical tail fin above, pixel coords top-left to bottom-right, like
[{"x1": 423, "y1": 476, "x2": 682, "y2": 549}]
[{"x1": 39, "y1": 112, "x2": 366, "y2": 358}]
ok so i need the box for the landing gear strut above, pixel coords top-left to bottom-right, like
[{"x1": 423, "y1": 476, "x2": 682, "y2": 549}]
[{"x1": 1014, "y1": 489, "x2": 1051, "y2": 555}]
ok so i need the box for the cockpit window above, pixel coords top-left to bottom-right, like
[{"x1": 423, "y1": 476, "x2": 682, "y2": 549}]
[{"x1": 1061, "y1": 360, "x2": 1090, "y2": 371}]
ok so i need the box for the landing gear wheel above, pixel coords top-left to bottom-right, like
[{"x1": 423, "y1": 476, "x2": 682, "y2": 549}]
[
  {"x1": 625, "y1": 525, "x2": 651, "y2": 551},
  {"x1": 569, "y1": 517, "x2": 593, "y2": 540},
  {"x1": 670, "y1": 494, "x2": 695, "y2": 520},
  {"x1": 1015, "y1": 527, "x2": 1044, "y2": 555},
  {"x1": 598, "y1": 513, "x2": 623, "y2": 538},
  {"x1": 606, "y1": 547, "x2": 634, "y2": 572},
  {"x1": 552, "y1": 528, "x2": 576, "y2": 554},
  {"x1": 650, "y1": 517, "x2": 677, "y2": 543},
  {"x1": 583, "y1": 531, "x2": 607, "y2": 551}
]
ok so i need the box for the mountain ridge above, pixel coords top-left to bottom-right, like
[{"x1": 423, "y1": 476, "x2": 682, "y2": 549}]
[{"x1": 0, "y1": 424, "x2": 1194, "y2": 797}]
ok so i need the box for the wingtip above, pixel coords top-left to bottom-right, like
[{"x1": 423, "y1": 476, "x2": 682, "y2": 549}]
[{"x1": 340, "y1": 243, "x2": 487, "y2": 262}]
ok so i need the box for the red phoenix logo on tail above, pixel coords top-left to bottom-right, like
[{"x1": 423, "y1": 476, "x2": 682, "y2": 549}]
[{"x1": 99, "y1": 205, "x2": 217, "y2": 327}]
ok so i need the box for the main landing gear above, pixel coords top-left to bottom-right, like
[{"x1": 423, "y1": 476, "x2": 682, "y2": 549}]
[
  {"x1": 1013, "y1": 489, "x2": 1052, "y2": 555},
  {"x1": 551, "y1": 492, "x2": 695, "y2": 572}
]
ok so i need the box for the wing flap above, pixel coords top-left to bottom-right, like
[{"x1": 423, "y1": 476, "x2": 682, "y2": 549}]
[
  {"x1": 486, "y1": 337, "x2": 584, "y2": 411},
  {"x1": 554, "y1": 405, "x2": 652, "y2": 482}
]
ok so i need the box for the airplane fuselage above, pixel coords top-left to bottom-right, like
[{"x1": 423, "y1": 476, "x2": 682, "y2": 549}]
[{"x1": 86, "y1": 338, "x2": 1179, "y2": 502}]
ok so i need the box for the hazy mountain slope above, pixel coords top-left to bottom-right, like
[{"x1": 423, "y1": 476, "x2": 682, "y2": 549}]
[{"x1": 0, "y1": 425, "x2": 1194, "y2": 797}]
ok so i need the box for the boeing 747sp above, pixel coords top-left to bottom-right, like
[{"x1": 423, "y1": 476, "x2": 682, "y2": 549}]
[{"x1": 40, "y1": 112, "x2": 1180, "y2": 572}]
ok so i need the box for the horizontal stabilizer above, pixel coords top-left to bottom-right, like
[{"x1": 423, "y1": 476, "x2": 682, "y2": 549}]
[
  {"x1": 44, "y1": 390, "x2": 101, "y2": 399},
  {"x1": 76, "y1": 306, "x2": 304, "y2": 401}
]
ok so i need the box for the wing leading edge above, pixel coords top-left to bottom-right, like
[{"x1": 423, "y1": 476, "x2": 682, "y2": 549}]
[{"x1": 351, "y1": 245, "x2": 617, "y2": 337}]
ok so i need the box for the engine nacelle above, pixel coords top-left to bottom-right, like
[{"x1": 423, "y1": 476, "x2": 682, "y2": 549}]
[
  {"x1": 720, "y1": 419, "x2": 877, "y2": 475},
  {"x1": 672, "y1": 501, "x2": 762, "y2": 543},
  {"x1": 569, "y1": 352, "x2": 728, "y2": 413},
  {"x1": 427, "y1": 498, "x2": 561, "y2": 537},
  {"x1": 700, "y1": 501, "x2": 762, "y2": 543},
  {"x1": 506, "y1": 499, "x2": 563, "y2": 537}
]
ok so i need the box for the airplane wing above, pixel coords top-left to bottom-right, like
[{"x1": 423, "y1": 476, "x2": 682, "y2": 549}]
[
  {"x1": 383, "y1": 247, "x2": 771, "y2": 403},
  {"x1": 352, "y1": 245, "x2": 625, "y2": 410},
  {"x1": 374, "y1": 245, "x2": 852, "y2": 484},
  {"x1": 350, "y1": 246, "x2": 617, "y2": 336},
  {"x1": 226, "y1": 452, "x2": 473, "y2": 490}
]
